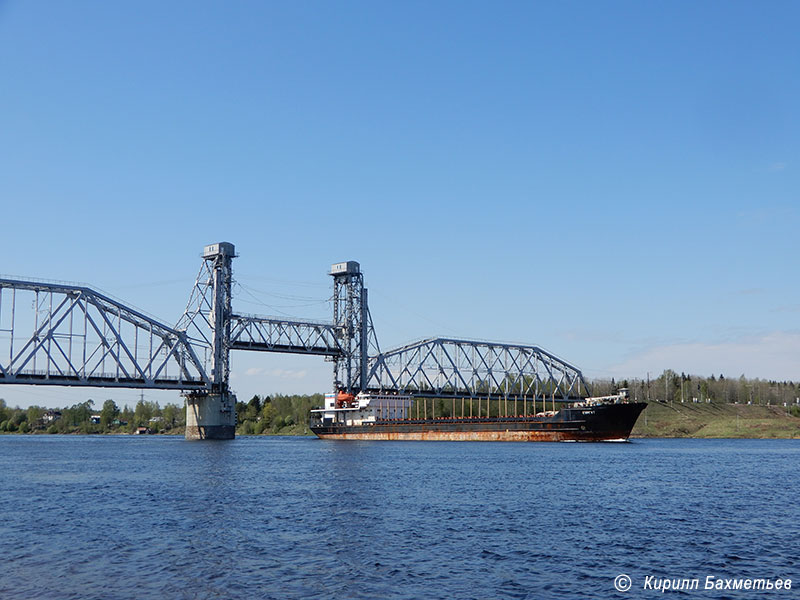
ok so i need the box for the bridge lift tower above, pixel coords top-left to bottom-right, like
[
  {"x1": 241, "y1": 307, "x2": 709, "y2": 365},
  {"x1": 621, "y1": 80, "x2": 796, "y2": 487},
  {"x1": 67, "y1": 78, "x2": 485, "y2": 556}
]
[
  {"x1": 330, "y1": 260, "x2": 379, "y2": 395},
  {"x1": 181, "y1": 242, "x2": 237, "y2": 439}
]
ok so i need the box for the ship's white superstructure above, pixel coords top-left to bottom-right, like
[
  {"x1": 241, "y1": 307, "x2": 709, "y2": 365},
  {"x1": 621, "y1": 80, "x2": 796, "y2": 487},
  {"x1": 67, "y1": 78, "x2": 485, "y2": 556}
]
[{"x1": 310, "y1": 392, "x2": 413, "y2": 427}]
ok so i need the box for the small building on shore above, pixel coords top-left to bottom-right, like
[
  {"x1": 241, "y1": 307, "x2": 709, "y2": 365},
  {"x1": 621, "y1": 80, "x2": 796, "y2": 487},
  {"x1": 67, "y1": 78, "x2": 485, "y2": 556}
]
[{"x1": 42, "y1": 410, "x2": 62, "y2": 423}]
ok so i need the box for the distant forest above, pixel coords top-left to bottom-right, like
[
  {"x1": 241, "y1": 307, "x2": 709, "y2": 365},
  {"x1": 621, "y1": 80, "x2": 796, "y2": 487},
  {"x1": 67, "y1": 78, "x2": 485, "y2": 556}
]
[
  {"x1": 0, "y1": 394, "x2": 324, "y2": 436},
  {"x1": 2, "y1": 371, "x2": 799, "y2": 435},
  {"x1": 590, "y1": 370, "x2": 800, "y2": 407}
]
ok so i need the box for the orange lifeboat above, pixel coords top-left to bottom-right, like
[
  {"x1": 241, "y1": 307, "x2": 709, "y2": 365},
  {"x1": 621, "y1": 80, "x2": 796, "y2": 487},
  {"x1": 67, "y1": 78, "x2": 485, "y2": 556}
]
[{"x1": 335, "y1": 391, "x2": 356, "y2": 408}]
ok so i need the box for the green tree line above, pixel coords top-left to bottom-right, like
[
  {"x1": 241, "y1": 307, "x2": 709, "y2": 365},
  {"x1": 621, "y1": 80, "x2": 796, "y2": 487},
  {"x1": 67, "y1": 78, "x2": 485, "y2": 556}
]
[
  {"x1": 0, "y1": 393, "x2": 325, "y2": 436},
  {"x1": 235, "y1": 393, "x2": 324, "y2": 435},
  {"x1": 590, "y1": 370, "x2": 800, "y2": 413},
  {"x1": 0, "y1": 397, "x2": 185, "y2": 434}
]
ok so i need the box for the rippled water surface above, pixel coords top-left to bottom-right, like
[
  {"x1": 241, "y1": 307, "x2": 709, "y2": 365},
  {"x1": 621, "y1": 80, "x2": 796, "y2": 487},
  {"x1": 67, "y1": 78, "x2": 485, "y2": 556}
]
[{"x1": 1, "y1": 436, "x2": 798, "y2": 599}]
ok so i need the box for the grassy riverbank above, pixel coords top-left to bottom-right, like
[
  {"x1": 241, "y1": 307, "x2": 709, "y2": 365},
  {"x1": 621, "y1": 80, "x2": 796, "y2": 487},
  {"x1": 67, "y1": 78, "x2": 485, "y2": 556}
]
[
  {"x1": 631, "y1": 401, "x2": 800, "y2": 438},
  {"x1": 5, "y1": 394, "x2": 800, "y2": 439}
]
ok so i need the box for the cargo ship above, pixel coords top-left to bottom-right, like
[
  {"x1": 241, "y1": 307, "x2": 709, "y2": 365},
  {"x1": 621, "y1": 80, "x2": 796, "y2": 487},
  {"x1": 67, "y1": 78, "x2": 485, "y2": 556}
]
[{"x1": 309, "y1": 390, "x2": 646, "y2": 442}]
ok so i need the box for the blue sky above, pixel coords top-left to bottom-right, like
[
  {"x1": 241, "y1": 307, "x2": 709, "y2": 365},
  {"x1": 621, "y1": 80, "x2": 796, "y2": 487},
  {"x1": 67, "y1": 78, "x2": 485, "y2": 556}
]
[{"x1": 1, "y1": 1, "x2": 798, "y2": 409}]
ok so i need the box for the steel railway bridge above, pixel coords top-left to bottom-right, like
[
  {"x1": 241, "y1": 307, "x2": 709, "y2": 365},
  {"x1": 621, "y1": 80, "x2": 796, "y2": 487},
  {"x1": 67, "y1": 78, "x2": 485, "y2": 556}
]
[{"x1": 0, "y1": 242, "x2": 588, "y2": 438}]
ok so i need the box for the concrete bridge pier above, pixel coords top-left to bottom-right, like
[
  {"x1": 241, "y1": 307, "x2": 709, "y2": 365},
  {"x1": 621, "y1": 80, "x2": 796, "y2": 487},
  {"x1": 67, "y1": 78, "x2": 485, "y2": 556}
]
[{"x1": 185, "y1": 392, "x2": 236, "y2": 440}]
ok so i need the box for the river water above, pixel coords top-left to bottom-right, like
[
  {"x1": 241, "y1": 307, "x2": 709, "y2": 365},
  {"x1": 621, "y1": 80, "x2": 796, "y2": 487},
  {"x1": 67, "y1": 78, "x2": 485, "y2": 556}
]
[{"x1": 1, "y1": 436, "x2": 798, "y2": 599}]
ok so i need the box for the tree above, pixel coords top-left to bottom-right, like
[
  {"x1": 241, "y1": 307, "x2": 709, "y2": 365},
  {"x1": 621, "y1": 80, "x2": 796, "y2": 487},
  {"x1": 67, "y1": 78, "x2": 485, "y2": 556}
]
[
  {"x1": 261, "y1": 402, "x2": 275, "y2": 428},
  {"x1": 68, "y1": 400, "x2": 94, "y2": 426},
  {"x1": 234, "y1": 400, "x2": 247, "y2": 423},
  {"x1": 247, "y1": 395, "x2": 262, "y2": 420},
  {"x1": 162, "y1": 403, "x2": 182, "y2": 430},
  {"x1": 100, "y1": 400, "x2": 120, "y2": 429},
  {"x1": 27, "y1": 406, "x2": 44, "y2": 429},
  {"x1": 134, "y1": 399, "x2": 156, "y2": 425},
  {"x1": 120, "y1": 405, "x2": 134, "y2": 425}
]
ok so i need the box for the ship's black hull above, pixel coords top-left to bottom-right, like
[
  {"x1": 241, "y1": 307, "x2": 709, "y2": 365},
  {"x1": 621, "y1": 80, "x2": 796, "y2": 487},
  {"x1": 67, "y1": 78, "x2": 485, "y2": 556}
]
[{"x1": 311, "y1": 402, "x2": 647, "y2": 442}]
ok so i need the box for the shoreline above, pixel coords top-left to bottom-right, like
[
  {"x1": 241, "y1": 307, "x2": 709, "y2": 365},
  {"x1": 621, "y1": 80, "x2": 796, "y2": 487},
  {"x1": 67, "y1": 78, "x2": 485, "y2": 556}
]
[{"x1": 3, "y1": 402, "x2": 799, "y2": 439}]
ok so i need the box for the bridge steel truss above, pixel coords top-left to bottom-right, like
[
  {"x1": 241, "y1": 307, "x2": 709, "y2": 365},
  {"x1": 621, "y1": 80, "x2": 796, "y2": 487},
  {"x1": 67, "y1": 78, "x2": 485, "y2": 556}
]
[
  {"x1": 366, "y1": 337, "x2": 589, "y2": 401},
  {"x1": 229, "y1": 314, "x2": 342, "y2": 357},
  {"x1": 0, "y1": 244, "x2": 592, "y2": 406},
  {"x1": 0, "y1": 278, "x2": 208, "y2": 390}
]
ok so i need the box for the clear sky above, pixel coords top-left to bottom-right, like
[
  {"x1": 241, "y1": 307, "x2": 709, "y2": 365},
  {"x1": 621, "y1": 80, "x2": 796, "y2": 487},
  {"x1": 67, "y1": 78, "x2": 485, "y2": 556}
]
[{"x1": 1, "y1": 1, "x2": 798, "y2": 409}]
